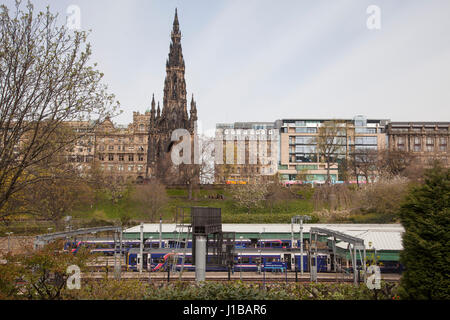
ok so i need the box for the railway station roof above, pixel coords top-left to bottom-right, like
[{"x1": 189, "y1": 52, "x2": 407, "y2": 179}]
[
  {"x1": 123, "y1": 223, "x2": 404, "y2": 247},
  {"x1": 124, "y1": 223, "x2": 403, "y2": 234},
  {"x1": 333, "y1": 230, "x2": 404, "y2": 251}
]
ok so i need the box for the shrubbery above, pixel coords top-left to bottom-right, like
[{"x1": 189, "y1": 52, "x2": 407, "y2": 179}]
[{"x1": 62, "y1": 280, "x2": 399, "y2": 300}]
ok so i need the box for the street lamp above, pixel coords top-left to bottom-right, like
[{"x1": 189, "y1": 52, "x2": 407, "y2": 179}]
[{"x1": 6, "y1": 232, "x2": 13, "y2": 253}]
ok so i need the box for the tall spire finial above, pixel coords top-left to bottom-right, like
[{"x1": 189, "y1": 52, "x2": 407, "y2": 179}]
[{"x1": 173, "y1": 8, "x2": 179, "y2": 32}]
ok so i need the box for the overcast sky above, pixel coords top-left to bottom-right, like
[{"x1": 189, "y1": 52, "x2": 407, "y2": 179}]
[{"x1": 6, "y1": 0, "x2": 450, "y2": 133}]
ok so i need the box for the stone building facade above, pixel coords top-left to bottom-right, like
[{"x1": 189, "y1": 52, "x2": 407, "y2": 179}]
[
  {"x1": 214, "y1": 122, "x2": 279, "y2": 184},
  {"x1": 385, "y1": 122, "x2": 449, "y2": 167}
]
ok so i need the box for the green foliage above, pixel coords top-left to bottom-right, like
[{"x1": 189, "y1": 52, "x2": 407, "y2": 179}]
[
  {"x1": 0, "y1": 241, "x2": 94, "y2": 300},
  {"x1": 63, "y1": 279, "x2": 148, "y2": 300},
  {"x1": 398, "y1": 164, "x2": 450, "y2": 300},
  {"x1": 61, "y1": 280, "x2": 399, "y2": 300}
]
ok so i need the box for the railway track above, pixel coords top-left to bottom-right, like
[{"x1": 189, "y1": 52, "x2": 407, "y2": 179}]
[{"x1": 80, "y1": 271, "x2": 401, "y2": 283}]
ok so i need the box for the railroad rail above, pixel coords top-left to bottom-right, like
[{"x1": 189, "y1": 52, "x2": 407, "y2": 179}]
[{"x1": 79, "y1": 271, "x2": 401, "y2": 283}]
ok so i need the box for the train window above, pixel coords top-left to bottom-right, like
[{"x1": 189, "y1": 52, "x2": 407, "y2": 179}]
[
  {"x1": 282, "y1": 242, "x2": 290, "y2": 248},
  {"x1": 129, "y1": 256, "x2": 137, "y2": 264},
  {"x1": 241, "y1": 257, "x2": 250, "y2": 264},
  {"x1": 152, "y1": 243, "x2": 159, "y2": 248},
  {"x1": 185, "y1": 257, "x2": 192, "y2": 264},
  {"x1": 266, "y1": 257, "x2": 276, "y2": 262},
  {"x1": 264, "y1": 242, "x2": 271, "y2": 248}
]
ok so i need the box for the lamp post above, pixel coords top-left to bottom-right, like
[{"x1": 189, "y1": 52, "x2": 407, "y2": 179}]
[
  {"x1": 239, "y1": 236, "x2": 243, "y2": 281},
  {"x1": 258, "y1": 232, "x2": 262, "y2": 274},
  {"x1": 6, "y1": 232, "x2": 13, "y2": 253},
  {"x1": 292, "y1": 215, "x2": 311, "y2": 275},
  {"x1": 149, "y1": 236, "x2": 153, "y2": 283}
]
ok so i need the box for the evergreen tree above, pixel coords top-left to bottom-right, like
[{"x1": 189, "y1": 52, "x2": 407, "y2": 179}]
[{"x1": 399, "y1": 163, "x2": 450, "y2": 299}]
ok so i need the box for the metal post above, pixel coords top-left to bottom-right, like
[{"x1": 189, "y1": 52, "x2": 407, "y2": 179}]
[
  {"x1": 139, "y1": 223, "x2": 144, "y2": 274},
  {"x1": 239, "y1": 236, "x2": 243, "y2": 281},
  {"x1": 119, "y1": 229, "x2": 122, "y2": 279},
  {"x1": 258, "y1": 249, "x2": 262, "y2": 275},
  {"x1": 353, "y1": 245, "x2": 357, "y2": 285},
  {"x1": 6, "y1": 232, "x2": 13, "y2": 253},
  {"x1": 113, "y1": 231, "x2": 117, "y2": 276},
  {"x1": 300, "y1": 219, "x2": 304, "y2": 275},
  {"x1": 333, "y1": 237, "x2": 337, "y2": 282},
  {"x1": 314, "y1": 232, "x2": 318, "y2": 283},
  {"x1": 195, "y1": 236, "x2": 206, "y2": 282},
  {"x1": 291, "y1": 218, "x2": 294, "y2": 248},
  {"x1": 149, "y1": 236, "x2": 153, "y2": 283},
  {"x1": 159, "y1": 216, "x2": 162, "y2": 248}
]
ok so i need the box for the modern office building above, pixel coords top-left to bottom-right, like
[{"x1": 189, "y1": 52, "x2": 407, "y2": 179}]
[{"x1": 276, "y1": 116, "x2": 388, "y2": 183}]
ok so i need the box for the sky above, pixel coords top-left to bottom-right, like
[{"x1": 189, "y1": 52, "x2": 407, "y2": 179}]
[{"x1": 4, "y1": 0, "x2": 450, "y2": 134}]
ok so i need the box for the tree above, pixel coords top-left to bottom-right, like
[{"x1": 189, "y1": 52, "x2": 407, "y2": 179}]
[
  {"x1": 25, "y1": 166, "x2": 94, "y2": 228},
  {"x1": 131, "y1": 179, "x2": 168, "y2": 222},
  {"x1": 229, "y1": 177, "x2": 270, "y2": 214},
  {"x1": 350, "y1": 148, "x2": 379, "y2": 184},
  {"x1": 314, "y1": 120, "x2": 346, "y2": 184},
  {"x1": 0, "y1": 1, "x2": 118, "y2": 217},
  {"x1": 378, "y1": 149, "x2": 416, "y2": 178},
  {"x1": 398, "y1": 163, "x2": 450, "y2": 299},
  {"x1": 0, "y1": 241, "x2": 93, "y2": 300},
  {"x1": 156, "y1": 135, "x2": 213, "y2": 200},
  {"x1": 265, "y1": 175, "x2": 294, "y2": 213}
]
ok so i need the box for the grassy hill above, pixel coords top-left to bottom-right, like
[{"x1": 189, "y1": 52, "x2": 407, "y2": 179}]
[{"x1": 70, "y1": 185, "x2": 317, "y2": 225}]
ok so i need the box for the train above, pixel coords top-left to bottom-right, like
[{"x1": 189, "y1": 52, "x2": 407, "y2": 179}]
[
  {"x1": 63, "y1": 238, "x2": 299, "y2": 255},
  {"x1": 63, "y1": 238, "x2": 403, "y2": 274},
  {"x1": 125, "y1": 248, "x2": 330, "y2": 273}
]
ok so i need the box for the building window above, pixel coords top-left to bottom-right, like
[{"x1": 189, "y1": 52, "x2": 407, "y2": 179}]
[
  {"x1": 397, "y1": 137, "x2": 405, "y2": 150},
  {"x1": 108, "y1": 145, "x2": 114, "y2": 150},
  {"x1": 119, "y1": 154, "x2": 124, "y2": 161},
  {"x1": 439, "y1": 137, "x2": 447, "y2": 151},
  {"x1": 108, "y1": 154, "x2": 114, "y2": 161},
  {"x1": 137, "y1": 165, "x2": 143, "y2": 171},
  {"x1": 414, "y1": 136, "x2": 421, "y2": 152},
  {"x1": 139, "y1": 124, "x2": 145, "y2": 132},
  {"x1": 138, "y1": 154, "x2": 144, "y2": 161},
  {"x1": 118, "y1": 165, "x2": 124, "y2": 171},
  {"x1": 355, "y1": 136, "x2": 377, "y2": 145},
  {"x1": 129, "y1": 155, "x2": 134, "y2": 162},
  {"x1": 99, "y1": 154, "x2": 105, "y2": 161},
  {"x1": 138, "y1": 146, "x2": 144, "y2": 151},
  {"x1": 99, "y1": 145, "x2": 105, "y2": 151}
]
